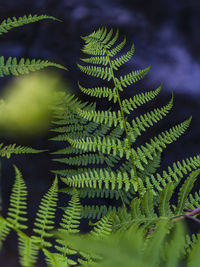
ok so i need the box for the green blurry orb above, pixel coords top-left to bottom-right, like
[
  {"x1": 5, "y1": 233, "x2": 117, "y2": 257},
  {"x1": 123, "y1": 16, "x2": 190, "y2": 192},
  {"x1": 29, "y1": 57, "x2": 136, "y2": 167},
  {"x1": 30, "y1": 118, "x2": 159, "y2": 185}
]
[{"x1": 0, "y1": 71, "x2": 64, "y2": 137}]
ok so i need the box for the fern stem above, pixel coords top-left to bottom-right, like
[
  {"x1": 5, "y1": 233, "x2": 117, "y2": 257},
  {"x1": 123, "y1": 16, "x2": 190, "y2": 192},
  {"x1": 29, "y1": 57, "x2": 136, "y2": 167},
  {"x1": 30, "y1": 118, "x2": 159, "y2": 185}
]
[{"x1": 103, "y1": 47, "x2": 141, "y2": 197}]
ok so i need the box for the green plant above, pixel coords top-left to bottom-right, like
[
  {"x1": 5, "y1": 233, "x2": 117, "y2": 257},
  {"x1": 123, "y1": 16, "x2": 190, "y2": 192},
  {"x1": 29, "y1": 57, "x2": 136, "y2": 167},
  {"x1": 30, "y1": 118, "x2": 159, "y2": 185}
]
[{"x1": 0, "y1": 19, "x2": 200, "y2": 267}]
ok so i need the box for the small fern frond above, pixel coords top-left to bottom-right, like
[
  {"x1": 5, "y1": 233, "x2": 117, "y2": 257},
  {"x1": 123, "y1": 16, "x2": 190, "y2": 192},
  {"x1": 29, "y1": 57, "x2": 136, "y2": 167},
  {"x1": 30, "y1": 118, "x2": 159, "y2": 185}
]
[
  {"x1": 32, "y1": 177, "x2": 58, "y2": 247},
  {"x1": 7, "y1": 166, "x2": 28, "y2": 229},
  {"x1": 0, "y1": 57, "x2": 67, "y2": 77},
  {"x1": 175, "y1": 168, "x2": 200, "y2": 215},
  {"x1": 142, "y1": 191, "x2": 157, "y2": 219},
  {"x1": 18, "y1": 234, "x2": 39, "y2": 267},
  {"x1": 59, "y1": 189, "x2": 82, "y2": 234},
  {"x1": 55, "y1": 190, "x2": 82, "y2": 259},
  {"x1": 0, "y1": 143, "x2": 45, "y2": 159},
  {"x1": 89, "y1": 213, "x2": 113, "y2": 239},
  {"x1": 186, "y1": 190, "x2": 200, "y2": 209},
  {"x1": 0, "y1": 14, "x2": 60, "y2": 35},
  {"x1": 158, "y1": 183, "x2": 174, "y2": 217},
  {"x1": 0, "y1": 216, "x2": 10, "y2": 248},
  {"x1": 122, "y1": 85, "x2": 162, "y2": 114}
]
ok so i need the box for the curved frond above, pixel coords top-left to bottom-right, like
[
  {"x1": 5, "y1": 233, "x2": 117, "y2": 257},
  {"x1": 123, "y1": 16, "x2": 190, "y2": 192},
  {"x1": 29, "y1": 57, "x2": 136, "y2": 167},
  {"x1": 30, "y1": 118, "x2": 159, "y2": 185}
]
[
  {"x1": 0, "y1": 57, "x2": 67, "y2": 77},
  {"x1": 0, "y1": 14, "x2": 60, "y2": 35}
]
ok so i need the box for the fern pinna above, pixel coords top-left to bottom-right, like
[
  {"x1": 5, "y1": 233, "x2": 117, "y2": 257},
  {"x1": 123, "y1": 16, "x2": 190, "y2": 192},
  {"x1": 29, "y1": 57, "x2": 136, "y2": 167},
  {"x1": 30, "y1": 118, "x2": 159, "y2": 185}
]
[{"x1": 52, "y1": 27, "x2": 199, "y2": 220}]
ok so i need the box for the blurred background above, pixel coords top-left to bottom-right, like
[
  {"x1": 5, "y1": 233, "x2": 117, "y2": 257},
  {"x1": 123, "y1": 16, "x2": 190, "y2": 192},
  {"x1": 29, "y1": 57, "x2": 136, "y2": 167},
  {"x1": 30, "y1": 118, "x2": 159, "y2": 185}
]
[{"x1": 0, "y1": 0, "x2": 200, "y2": 265}]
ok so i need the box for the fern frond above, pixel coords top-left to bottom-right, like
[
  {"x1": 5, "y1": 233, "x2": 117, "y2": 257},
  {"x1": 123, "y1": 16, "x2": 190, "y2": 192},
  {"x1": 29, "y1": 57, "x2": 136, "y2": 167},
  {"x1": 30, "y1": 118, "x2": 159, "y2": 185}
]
[
  {"x1": 7, "y1": 166, "x2": 28, "y2": 229},
  {"x1": 186, "y1": 190, "x2": 200, "y2": 209},
  {"x1": 89, "y1": 212, "x2": 113, "y2": 239},
  {"x1": 18, "y1": 234, "x2": 39, "y2": 267},
  {"x1": 115, "y1": 66, "x2": 150, "y2": 91},
  {"x1": 0, "y1": 14, "x2": 61, "y2": 35},
  {"x1": 81, "y1": 28, "x2": 119, "y2": 55},
  {"x1": 0, "y1": 57, "x2": 67, "y2": 77},
  {"x1": 43, "y1": 250, "x2": 72, "y2": 267},
  {"x1": 127, "y1": 94, "x2": 173, "y2": 140},
  {"x1": 76, "y1": 108, "x2": 123, "y2": 128},
  {"x1": 78, "y1": 82, "x2": 118, "y2": 103},
  {"x1": 65, "y1": 136, "x2": 130, "y2": 159},
  {"x1": 122, "y1": 85, "x2": 162, "y2": 114},
  {"x1": 175, "y1": 168, "x2": 200, "y2": 215},
  {"x1": 133, "y1": 117, "x2": 192, "y2": 171},
  {"x1": 138, "y1": 152, "x2": 161, "y2": 180},
  {"x1": 145, "y1": 154, "x2": 200, "y2": 193},
  {"x1": 77, "y1": 64, "x2": 112, "y2": 81},
  {"x1": 108, "y1": 36, "x2": 127, "y2": 56},
  {"x1": 0, "y1": 143, "x2": 45, "y2": 159},
  {"x1": 59, "y1": 189, "x2": 82, "y2": 234},
  {"x1": 111, "y1": 43, "x2": 135, "y2": 70},
  {"x1": 32, "y1": 177, "x2": 58, "y2": 247},
  {"x1": 61, "y1": 168, "x2": 134, "y2": 191},
  {"x1": 142, "y1": 191, "x2": 157, "y2": 219},
  {"x1": 55, "y1": 190, "x2": 81, "y2": 259},
  {"x1": 0, "y1": 216, "x2": 10, "y2": 248},
  {"x1": 158, "y1": 183, "x2": 174, "y2": 217}
]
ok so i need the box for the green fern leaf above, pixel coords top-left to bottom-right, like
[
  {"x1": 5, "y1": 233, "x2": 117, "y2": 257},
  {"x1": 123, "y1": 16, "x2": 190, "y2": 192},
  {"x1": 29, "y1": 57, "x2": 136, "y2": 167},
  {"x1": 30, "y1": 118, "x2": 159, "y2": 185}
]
[
  {"x1": 115, "y1": 66, "x2": 150, "y2": 91},
  {"x1": 78, "y1": 82, "x2": 118, "y2": 103},
  {"x1": 127, "y1": 94, "x2": 173, "y2": 140},
  {"x1": 76, "y1": 108, "x2": 123, "y2": 128},
  {"x1": 18, "y1": 234, "x2": 39, "y2": 267},
  {"x1": 175, "y1": 168, "x2": 200, "y2": 215},
  {"x1": 145, "y1": 154, "x2": 200, "y2": 193},
  {"x1": 158, "y1": 183, "x2": 174, "y2": 217},
  {"x1": 7, "y1": 166, "x2": 28, "y2": 229},
  {"x1": 0, "y1": 56, "x2": 67, "y2": 77},
  {"x1": 32, "y1": 177, "x2": 58, "y2": 247},
  {"x1": 0, "y1": 143, "x2": 45, "y2": 159},
  {"x1": 0, "y1": 14, "x2": 61, "y2": 35},
  {"x1": 122, "y1": 85, "x2": 162, "y2": 114}
]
